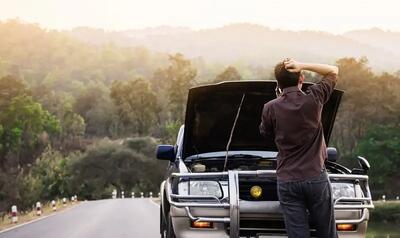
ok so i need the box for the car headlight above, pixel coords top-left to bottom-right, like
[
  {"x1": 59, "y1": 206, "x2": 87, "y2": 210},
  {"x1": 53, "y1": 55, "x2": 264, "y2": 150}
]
[
  {"x1": 178, "y1": 180, "x2": 223, "y2": 198},
  {"x1": 331, "y1": 183, "x2": 355, "y2": 200}
]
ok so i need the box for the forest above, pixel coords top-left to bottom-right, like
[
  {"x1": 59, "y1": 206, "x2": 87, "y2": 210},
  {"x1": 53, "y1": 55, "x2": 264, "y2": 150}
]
[{"x1": 0, "y1": 19, "x2": 399, "y2": 213}]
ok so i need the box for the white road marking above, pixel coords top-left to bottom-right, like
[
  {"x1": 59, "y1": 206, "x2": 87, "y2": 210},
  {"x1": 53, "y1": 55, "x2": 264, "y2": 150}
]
[{"x1": 149, "y1": 199, "x2": 160, "y2": 208}]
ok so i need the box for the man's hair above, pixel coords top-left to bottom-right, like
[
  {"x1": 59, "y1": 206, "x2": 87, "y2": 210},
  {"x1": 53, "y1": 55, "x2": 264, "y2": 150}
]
[{"x1": 274, "y1": 62, "x2": 301, "y2": 89}]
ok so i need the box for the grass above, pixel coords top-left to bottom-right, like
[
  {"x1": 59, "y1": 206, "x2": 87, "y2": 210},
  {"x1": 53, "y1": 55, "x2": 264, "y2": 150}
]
[
  {"x1": 0, "y1": 200, "x2": 79, "y2": 231},
  {"x1": 366, "y1": 200, "x2": 400, "y2": 238},
  {"x1": 370, "y1": 200, "x2": 400, "y2": 223},
  {"x1": 367, "y1": 221, "x2": 400, "y2": 238}
]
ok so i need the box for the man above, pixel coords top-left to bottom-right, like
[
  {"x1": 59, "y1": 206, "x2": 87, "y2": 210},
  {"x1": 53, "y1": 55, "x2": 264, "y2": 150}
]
[{"x1": 259, "y1": 59, "x2": 339, "y2": 238}]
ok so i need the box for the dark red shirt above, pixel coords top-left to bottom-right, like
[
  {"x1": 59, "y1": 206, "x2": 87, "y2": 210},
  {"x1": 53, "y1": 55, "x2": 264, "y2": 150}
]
[{"x1": 260, "y1": 74, "x2": 338, "y2": 181}]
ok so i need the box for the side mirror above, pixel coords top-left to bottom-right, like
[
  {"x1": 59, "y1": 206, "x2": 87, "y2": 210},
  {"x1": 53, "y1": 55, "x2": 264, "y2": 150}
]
[
  {"x1": 156, "y1": 145, "x2": 176, "y2": 161},
  {"x1": 327, "y1": 147, "x2": 338, "y2": 162},
  {"x1": 357, "y1": 156, "x2": 370, "y2": 173}
]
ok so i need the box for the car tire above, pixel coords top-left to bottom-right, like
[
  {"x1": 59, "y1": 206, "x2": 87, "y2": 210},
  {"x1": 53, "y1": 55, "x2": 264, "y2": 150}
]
[
  {"x1": 166, "y1": 213, "x2": 176, "y2": 238},
  {"x1": 160, "y1": 206, "x2": 166, "y2": 238}
]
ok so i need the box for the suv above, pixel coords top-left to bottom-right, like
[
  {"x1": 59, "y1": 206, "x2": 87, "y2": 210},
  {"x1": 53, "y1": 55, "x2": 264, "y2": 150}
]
[{"x1": 157, "y1": 81, "x2": 374, "y2": 238}]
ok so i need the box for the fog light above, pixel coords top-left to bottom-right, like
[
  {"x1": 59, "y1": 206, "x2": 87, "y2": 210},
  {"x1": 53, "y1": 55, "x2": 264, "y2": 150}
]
[
  {"x1": 250, "y1": 185, "x2": 262, "y2": 199},
  {"x1": 191, "y1": 221, "x2": 213, "y2": 228},
  {"x1": 337, "y1": 224, "x2": 356, "y2": 231}
]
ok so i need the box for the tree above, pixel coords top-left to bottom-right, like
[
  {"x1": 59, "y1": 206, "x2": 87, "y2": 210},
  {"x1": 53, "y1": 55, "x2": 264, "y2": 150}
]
[
  {"x1": 163, "y1": 53, "x2": 197, "y2": 122},
  {"x1": 21, "y1": 148, "x2": 75, "y2": 204},
  {"x1": 0, "y1": 75, "x2": 28, "y2": 110},
  {"x1": 164, "y1": 121, "x2": 181, "y2": 144},
  {"x1": 356, "y1": 124, "x2": 400, "y2": 196},
  {"x1": 0, "y1": 95, "x2": 61, "y2": 168},
  {"x1": 331, "y1": 57, "x2": 376, "y2": 154},
  {"x1": 213, "y1": 66, "x2": 242, "y2": 83},
  {"x1": 73, "y1": 86, "x2": 116, "y2": 137},
  {"x1": 62, "y1": 110, "x2": 85, "y2": 138},
  {"x1": 60, "y1": 109, "x2": 86, "y2": 150},
  {"x1": 373, "y1": 72, "x2": 400, "y2": 123},
  {"x1": 331, "y1": 57, "x2": 400, "y2": 157},
  {"x1": 68, "y1": 138, "x2": 165, "y2": 199},
  {"x1": 110, "y1": 78, "x2": 158, "y2": 136}
]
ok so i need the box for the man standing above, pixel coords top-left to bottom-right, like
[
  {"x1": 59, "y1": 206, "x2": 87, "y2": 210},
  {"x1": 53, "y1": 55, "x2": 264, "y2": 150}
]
[{"x1": 259, "y1": 59, "x2": 339, "y2": 238}]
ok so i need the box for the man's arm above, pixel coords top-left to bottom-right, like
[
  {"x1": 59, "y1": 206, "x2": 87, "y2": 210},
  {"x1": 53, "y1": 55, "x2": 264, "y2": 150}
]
[
  {"x1": 284, "y1": 60, "x2": 338, "y2": 76},
  {"x1": 284, "y1": 59, "x2": 339, "y2": 104}
]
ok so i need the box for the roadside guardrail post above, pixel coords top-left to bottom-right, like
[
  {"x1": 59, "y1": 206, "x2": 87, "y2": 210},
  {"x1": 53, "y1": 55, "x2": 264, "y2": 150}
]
[
  {"x1": 150, "y1": 192, "x2": 153, "y2": 198},
  {"x1": 63, "y1": 197, "x2": 67, "y2": 207},
  {"x1": 36, "y1": 202, "x2": 42, "y2": 216},
  {"x1": 51, "y1": 200, "x2": 57, "y2": 211},
  {"x1": 122, "y1": 191, "x2": 125, "y2": 199},
  {"x1": 11, "y1": 205, "x2": 18, "y2": 223},
  {"x1": 382, "y1": 195, "x2": 386, "y2": 202},
  {"x1": 112, "y1": 189, "x2": 117, "y2": 199},
  {"x1": 71, "y1": 196, "x2": 75, "y2": 204},
  {"x1": 132, "y1": 192, "x2": 135, "y2": 198},
  {"x1": 140, "y1": 192, "x2": 144, "y2": 198}
]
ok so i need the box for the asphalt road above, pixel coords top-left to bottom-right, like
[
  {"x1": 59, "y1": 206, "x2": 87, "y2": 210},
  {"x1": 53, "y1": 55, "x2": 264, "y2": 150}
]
[{"x1": 0, "y1": 198, "x2": 160, "y2": 238}]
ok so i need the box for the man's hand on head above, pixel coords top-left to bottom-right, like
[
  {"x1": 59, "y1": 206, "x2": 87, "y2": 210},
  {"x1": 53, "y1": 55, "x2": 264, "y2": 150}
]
[
  {"x1": 283, "y1": 59, "x2": 339, "y2": 76},
  {"x1": 283, "y1": 59, "x2": 302, "y2": 73}
]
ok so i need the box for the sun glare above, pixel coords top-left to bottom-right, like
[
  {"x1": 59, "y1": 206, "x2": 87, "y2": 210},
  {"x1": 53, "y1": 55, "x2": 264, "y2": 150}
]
[{"x1": 0, "y1": 0, "x2": 400, "y2": 33}]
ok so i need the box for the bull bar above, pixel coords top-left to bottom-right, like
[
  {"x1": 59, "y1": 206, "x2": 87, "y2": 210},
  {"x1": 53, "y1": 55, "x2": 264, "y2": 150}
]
[{"x1": 169, "y1": 170, "x2": 374, "y2": 238}]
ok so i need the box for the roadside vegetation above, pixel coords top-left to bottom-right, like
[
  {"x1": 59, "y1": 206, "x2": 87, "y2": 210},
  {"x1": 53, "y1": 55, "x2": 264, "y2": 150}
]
[
  {"x1": 0, "y1": 20, "x2": 399, "y2": 217},
  {"x1": 367, "y1": 201, "x2": 400, "y2": 236},
  {"x1": 370, "y1": 201, "x2": 400, "y2": 224}
]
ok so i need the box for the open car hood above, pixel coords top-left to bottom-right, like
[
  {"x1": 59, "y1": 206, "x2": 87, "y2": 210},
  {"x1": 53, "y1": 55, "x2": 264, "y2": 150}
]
[{"x1": 182, "y1": 80, "x2": 343, "y2": 159}]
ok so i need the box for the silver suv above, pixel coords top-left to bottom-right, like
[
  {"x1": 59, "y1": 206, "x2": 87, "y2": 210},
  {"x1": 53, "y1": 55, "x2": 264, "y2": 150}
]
[{"x1": 157, "y1": 81, "x2": 374, "y2": 238}]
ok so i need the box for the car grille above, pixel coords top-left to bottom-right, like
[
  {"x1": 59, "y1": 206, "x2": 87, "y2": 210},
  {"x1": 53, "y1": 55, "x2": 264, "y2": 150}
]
[{"x1": 239, "y1": 179, "x2": 278, "y2": 201}]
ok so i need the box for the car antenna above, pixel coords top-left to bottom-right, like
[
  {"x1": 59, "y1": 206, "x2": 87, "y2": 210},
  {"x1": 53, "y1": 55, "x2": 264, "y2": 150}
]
[{"x1": 223, "y1": 93, "x2": 246, "y2": 171}]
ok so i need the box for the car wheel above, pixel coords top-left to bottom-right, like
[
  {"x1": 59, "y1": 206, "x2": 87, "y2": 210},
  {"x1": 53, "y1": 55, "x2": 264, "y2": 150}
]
[
  {"x1": 166, "y1": 213, "x2": 176, "y2": 238},
  {"x1": 160, "y1": 206, "x2": 166, "y2": 238}
]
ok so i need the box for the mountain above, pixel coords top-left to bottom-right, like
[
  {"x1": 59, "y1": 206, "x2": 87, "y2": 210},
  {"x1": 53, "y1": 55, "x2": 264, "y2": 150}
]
[
  {"x1": 343, "y1": 27, "x2": 400, "y2": 56},
  {"x1": 67, "y1": 23, "x2": 400, "y2": 72}
]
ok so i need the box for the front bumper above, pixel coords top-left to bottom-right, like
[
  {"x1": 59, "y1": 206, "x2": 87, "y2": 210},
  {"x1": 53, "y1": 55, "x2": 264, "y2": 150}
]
[
  {"x1": 168, "y1": 170, "x2": 374, "y2": 238},
  {"x1": 171, "y1": 204, "x2": 369, "y2": 238}
]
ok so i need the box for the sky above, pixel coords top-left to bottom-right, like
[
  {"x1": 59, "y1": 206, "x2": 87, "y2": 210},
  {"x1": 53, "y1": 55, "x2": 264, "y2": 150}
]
[{"x1": 1, "y1": 0, "x2": 400, "y2": 33}]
